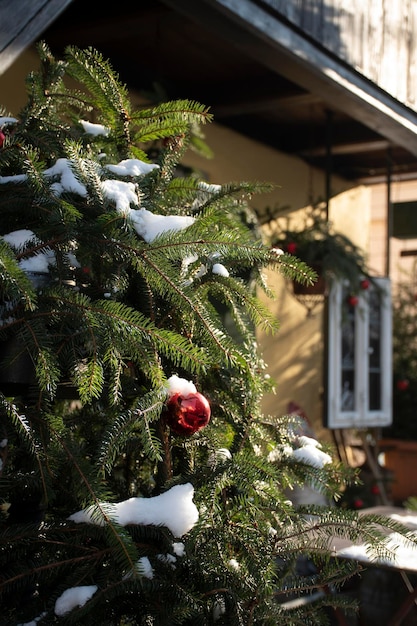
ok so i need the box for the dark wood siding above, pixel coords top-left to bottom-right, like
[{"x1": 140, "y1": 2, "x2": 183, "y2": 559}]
[
  {"x1": 0, "y1": 0, "x2": 72, "y2": 74},
  {"x1": 259, "y1": 0, "x2": 417, "y2": 110}
]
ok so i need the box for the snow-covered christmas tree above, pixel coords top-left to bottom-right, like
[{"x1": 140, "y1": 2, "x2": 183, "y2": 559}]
[{"x1": 1, "y1": 43, "x2": 415, "y2": 625}]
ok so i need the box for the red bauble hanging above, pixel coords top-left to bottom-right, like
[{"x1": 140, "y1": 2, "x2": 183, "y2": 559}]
[
  {"x1": 347, "y1": 294, "x2": 359, "y2": 307},
  {"x1": 166, "y1": 390, "x2": 211, "y2": 436},
  {"x1": 360, "y1": 278, "x2": 370, "y2": 290},
  {"x1": 286, "y1": 242, "x2": 297, "y2": 254},
  {"x1": 396, "y1": 379, "x2": 409, "y2": 391}
]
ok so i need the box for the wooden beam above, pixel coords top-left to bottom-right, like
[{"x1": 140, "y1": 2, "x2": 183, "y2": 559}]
[
  {"x1": 301, "y1": 139, "x2": 390, "y2": 157},
  {"x1": 39, "y1": 4, "x2": 176, "y2": 47},
  {"x1": 0, "y1": 0, "x2": 73, "y2": 75},
  {"x1": 357, "y1": 171, "x2": 417, "y2": 184},
  {"x1": 213, "y1": 91, "x2": 321, "y2": 117}
]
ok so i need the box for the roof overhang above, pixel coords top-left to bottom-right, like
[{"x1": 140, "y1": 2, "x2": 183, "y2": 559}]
[
  {"x1": 0, "y1": 0, "x2": 73, "y2": 75},
  {"x1": 2, "y1": 0, "x2": 417, "y2": 185},
  {"x1": 179, "y1": 0, "x2": 417, "y2": 156}
]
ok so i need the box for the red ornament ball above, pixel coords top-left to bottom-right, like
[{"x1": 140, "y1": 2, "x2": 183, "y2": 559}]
[
  {"x1": 396, "y1": 379, "x2": 409, "y2": 391},
  {"x1": 347, "y1": 295, "x2": 359, "y2": 307},
  {"x1": 360, "y1": 279, "x2": 370, "y2": 290},
  {"x1": 286, "y1": 242, "x2": 297, "y2": 254},
  {"x1": 166, "y1": 391, "x2": 211, "y2": 436},
  {"x1": 353, "y1": 498, "x2": 364, "y2": 509},
  {"x1": 0, "y1": 130, "x2": 5, "y2": 148},
  {"x1": 370, "y1": 484, "x2": 380, "y2": 495}
]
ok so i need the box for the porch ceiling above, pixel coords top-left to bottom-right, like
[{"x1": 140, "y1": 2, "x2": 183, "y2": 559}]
[{"x1": 26, "y1": 0, "x2": 417, "y2": 186}]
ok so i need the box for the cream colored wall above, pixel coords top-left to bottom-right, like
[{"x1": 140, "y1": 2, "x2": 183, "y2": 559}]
[
  {"x1": 182, "y1": 117, "x2": 371, "y2": 442},
  {"x1": 183, "y1": 122, "x2": 350, "y2": 214},
  {"x1": 2, "y1": 47, "x2": 373, "y2": 441},
  {"x1": 370, "y1": 180, "x2": 417, "y2": 285},
  {"x1": 329, "y1": 186, "x2": 372, "y2": 256},
  {"x1": 255, "y1": 186, "x2": 372, "y2": 440},
  {"x1": 257, "y1": 267, "x2": 327, "y2": 435},
  {"x1": 0, "y1": 48, "x2": 40, "y2": 114}
]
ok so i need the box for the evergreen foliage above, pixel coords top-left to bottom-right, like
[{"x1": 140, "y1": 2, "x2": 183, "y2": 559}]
[{"x1": 0, "y1": 43, "x2": 415, "y2": 625}]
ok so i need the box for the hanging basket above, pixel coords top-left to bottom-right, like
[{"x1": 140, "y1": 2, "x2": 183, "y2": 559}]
[
  {"x1": 290, "y1": 265, "x2": 327, "y2": 316},
  {"x1": 292, "y1": 273, "x2": 326, "y2": 296},
  {"x1": 291, "y1": 262, "x2": 327, "y2": 296}
]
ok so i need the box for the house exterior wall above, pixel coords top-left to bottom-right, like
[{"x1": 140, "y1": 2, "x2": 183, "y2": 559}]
[
  {"x1": 255, "y1": 186, "x2": 373, "y2": 440},
  {"x1": 0, "y1": 47, "x2": 385, "y2": 442},
  {"x1": 370, "y1": 180, "x2": 417, "y2": 285},
  {"x1": 0, "y1": 48, "x2": 42, "y2": 114}
]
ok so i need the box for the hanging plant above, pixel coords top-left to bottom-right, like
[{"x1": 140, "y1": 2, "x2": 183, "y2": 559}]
[{"x1": 267, "y1": 203, "x2": 373, "y2": 298}]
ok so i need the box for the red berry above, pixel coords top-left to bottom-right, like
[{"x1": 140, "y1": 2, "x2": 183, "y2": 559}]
[
  {"x1": 360, "y1": 279, "x2": 370, "y2": 290},
  {"x1": 371, "y1": 484, "x2": 380, "y2": 495},
  {"x1": 347, "y1": 295, "x2": 359, "y2": 307},
  {"x1": 396, "y1": 379, "x2": 409, "y2": 391},
  {"x1": 166, "y1": 391, "x2": 211, "y2": 436},
  {"x1": 353, "y1": 498, "x2": 364, "y2": 509},
  {"x1": 286, "y1": 242, "x2": 297, "y2": 254}
]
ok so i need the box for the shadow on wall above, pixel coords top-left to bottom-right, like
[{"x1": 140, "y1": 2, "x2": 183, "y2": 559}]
[{"x1": 259, "y1": 271, "x2": 325, "y2": 438}]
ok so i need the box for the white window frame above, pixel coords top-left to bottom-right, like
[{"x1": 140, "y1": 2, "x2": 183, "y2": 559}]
[{"x1": 326, "y1": 277, "x2": 392, "y2": 429}]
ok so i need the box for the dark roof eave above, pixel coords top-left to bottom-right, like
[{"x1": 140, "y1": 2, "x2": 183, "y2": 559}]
[{"x1": 162, "y1": 0, "x2": 417, "y2": 157}]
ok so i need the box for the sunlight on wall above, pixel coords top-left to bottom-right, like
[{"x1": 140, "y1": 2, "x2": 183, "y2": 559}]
[
  {"x1": 0, "y1": 48, "x2": 40, "y2": 113},
  {"x1": 329, "y1": 185, "x2": 371, "y2": 253},
  {"x1": 370, "y1": 180, "x2": 417, "y2": 286},
  {"x1": 184, "y1": 122, "x2": 352, "y2": 213},
  {"x1": 1, "y1": 47, "x2": 369, "y2": 442},
  {"x1": 257, "y1": 186, "x2": 373, "y2": 440},
  {"x1": 257, "y1": 270, "x2": 326, "y2": 438}
]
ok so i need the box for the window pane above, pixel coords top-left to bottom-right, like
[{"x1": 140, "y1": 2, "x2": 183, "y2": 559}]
[
  {"x1": 369, "y1": 287, "x2": 382, "y2": 410},
  {"x1": 341, "y1": 293, "x2": 356, "y2": 411}
]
